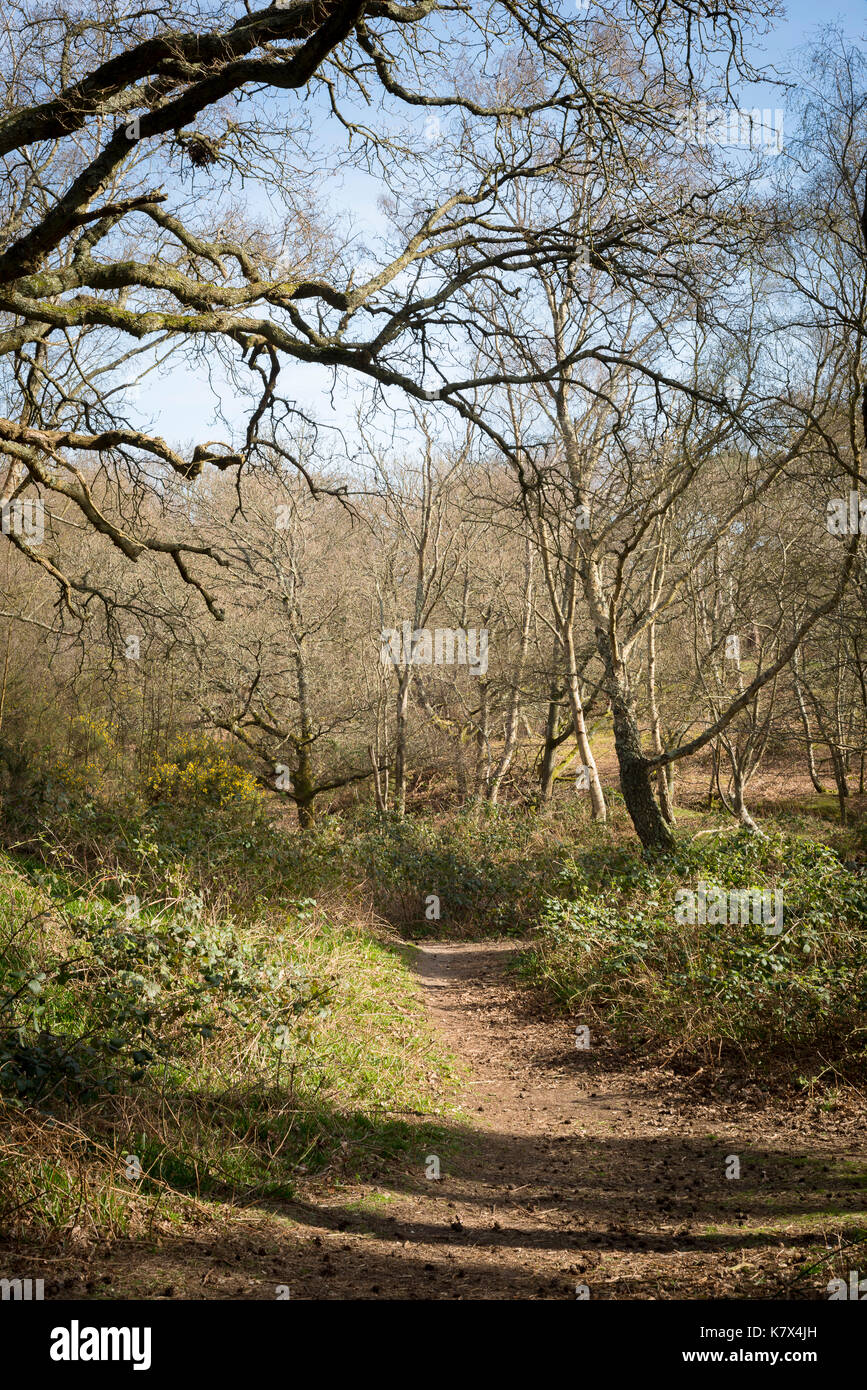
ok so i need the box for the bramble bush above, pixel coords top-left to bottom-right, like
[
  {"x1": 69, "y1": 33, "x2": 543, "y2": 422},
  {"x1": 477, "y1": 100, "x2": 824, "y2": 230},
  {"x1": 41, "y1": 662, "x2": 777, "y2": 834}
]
[
  {"x1": 0, "y1": 861, "x2": 333, "y2": 1104},
  {"x1": 518, "y1": 832, "x2": 867, "y2": 1068},
  {"x1": 352, "y1": 805, "x2": 571, "y2": 936}
]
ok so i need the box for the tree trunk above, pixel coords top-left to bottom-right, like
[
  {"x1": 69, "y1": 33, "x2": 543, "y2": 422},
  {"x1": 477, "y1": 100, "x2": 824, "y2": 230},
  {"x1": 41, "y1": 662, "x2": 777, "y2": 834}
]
[
  {"x1": 793, "y1": 655, "x2": 826, "y2": 793},
  {"x1": 715, "y1": 740, "x2": 762, "y2": 834},
  {"x1": 647, "y1": 621, "x2": 675, "y2": 824},
  {"x1": 730, "y1": 768, "x2": 761, "y2": 833},
  {"x1": 830, "y1": 747, "x2": 849, "y2": 825},
  {"x1": 706, "y1": 747, "x2": 717, "y2": 809},
  {"x1": 368, "y1": 744, "x2": 387, "y2": 815},
  {"x1": 473, "y1": 680, "x2": 491, "y2": 801},
  {"x1": 563, "y1": 624, "x2": 606, "y2": 821},
  {"x1": 489, "y1": 540, "x2": 533, "y2": 805},
  {"x1": 584, "y1": 559, "x2": 673, "y2": 850},
  {"x1": 293, "y1": 645, "x2": 318, "y2": 828},
  {"x1": 394, "y1": 667, "x2": 411, "y2": 818},
  {"x1": 610, "y1": 687, "x2": 675, "y2": 851},
  {"x1": 538, "y1": 685, "x2": 563, "y2": 802},
  {"x1": 293, "y1": 742, "x2": 317, "y2": 828},
  {"x1": 488, "y1": 691, "x2": 519, "y2": 805}
]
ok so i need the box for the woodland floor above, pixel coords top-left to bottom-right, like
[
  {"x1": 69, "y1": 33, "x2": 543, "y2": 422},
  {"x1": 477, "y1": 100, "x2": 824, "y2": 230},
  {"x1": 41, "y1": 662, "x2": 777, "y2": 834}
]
[{"x1": 17, "y1": 938, "x2": 867, "y2": 1301}]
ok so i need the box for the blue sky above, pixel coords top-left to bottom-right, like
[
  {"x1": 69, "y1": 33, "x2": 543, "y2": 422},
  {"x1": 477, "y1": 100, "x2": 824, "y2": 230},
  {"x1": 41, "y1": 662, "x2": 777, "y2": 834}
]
[{"x1": 129, "y1": 0, "x2": 867, "y2": 455}]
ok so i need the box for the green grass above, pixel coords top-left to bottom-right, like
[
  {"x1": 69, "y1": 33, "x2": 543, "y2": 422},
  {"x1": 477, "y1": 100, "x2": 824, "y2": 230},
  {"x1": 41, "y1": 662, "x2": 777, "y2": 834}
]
[
  {"x1": 2, "y1": 773, "x2": 864, "y2": 1254},
  {"x1": 515, "y1": 828, "x2": 867, "y2": 1072},
  {"x1": 0, "y1": 833, "x2": 458, "y2": 1248}
]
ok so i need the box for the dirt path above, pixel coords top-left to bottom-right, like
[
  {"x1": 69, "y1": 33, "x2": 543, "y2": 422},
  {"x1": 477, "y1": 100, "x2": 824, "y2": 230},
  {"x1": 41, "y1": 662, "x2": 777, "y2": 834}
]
[{"x1": 33, "y1": 940, "x2": 867, "y2": 1300}]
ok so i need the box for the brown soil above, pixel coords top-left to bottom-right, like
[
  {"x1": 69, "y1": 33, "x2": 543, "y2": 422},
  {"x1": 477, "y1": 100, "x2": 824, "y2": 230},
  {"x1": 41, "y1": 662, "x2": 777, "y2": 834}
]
[{"x1": 16, "y1": 941, "x2": 867, "y2": 1300}]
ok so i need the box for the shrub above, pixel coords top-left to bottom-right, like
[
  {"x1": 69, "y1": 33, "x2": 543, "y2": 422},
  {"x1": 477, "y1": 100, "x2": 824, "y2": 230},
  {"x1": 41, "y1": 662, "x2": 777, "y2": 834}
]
[
  {"x1": 145, "y1": 735, "x2": 262, "y2": 811},
  {"x1": 352, "y1": 806, "x2": 563, "y2": 936},
  {"x1": 520, "y1": 831, "x2": 867, "y2": 1068},
  {"x1": 0, "y1": 864, "x2": 333, "y2": 1103}
]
